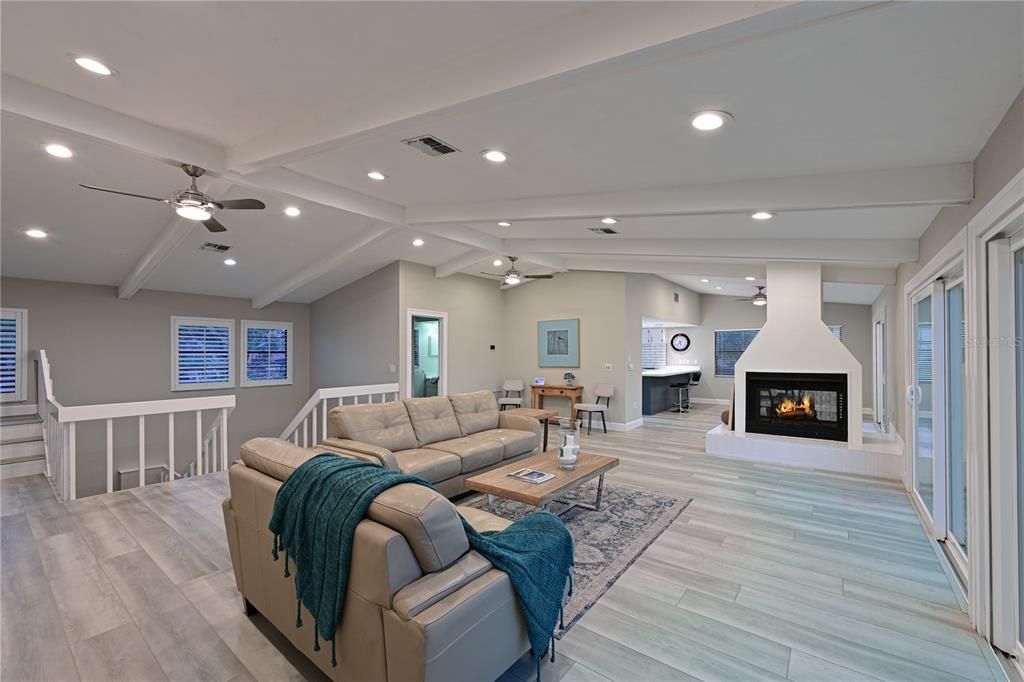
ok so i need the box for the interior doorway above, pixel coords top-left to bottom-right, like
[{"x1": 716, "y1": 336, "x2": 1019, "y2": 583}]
[{"x1": 407, "y1": 309, "x2": 447, "y2": 398}]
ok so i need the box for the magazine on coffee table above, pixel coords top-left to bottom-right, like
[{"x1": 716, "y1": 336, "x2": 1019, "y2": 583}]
[{"x1": 506, "y1": 468, "x2": 555, "y2": 484}]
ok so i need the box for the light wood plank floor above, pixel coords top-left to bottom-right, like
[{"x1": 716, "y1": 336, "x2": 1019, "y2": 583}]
[{"x1": 0, "y1": 405, "x2": 1004, "y2": 682}]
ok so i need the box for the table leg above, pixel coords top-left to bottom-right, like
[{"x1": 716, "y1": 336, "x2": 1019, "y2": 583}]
[
  {"x1": 594, "y1": 474, "x2": 605, "y2": 511},
  {"x1": 543, "y1": 419, "x2": 550, "y2": 451},
  {"x1": 487, "y1": 494, "x2": 495, "y2": 514}
]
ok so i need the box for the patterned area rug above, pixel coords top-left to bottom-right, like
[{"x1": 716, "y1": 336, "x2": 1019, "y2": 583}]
[{"x1": 465, "y1": 479, "x2": 690, "y2": 638}]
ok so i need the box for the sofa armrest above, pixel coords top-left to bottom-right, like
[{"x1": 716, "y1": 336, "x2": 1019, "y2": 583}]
[
  {"x1": 497, "y1": 413, "x2": 542, "y2": 439},
  {"x1": 321, "y1": 438, "x2": 399, "y2": 471},
  {"x1": 392, "y1": 551, "x2": 493, "y2": 620}
]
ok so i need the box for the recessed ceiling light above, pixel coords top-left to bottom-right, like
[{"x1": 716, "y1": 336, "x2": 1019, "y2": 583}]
[
  {"x1": 482, "y1": 150, "x2": 508, "y2": 163},
  {"x1": 73, "y1": 56, "x2": 113, "y2": 76},
  {"x1": 714, "y1": 286, "x2": 723, "y2": 290},
  {"x1": 223, "y1": 258, "x2": 237, "y2": 266},
  {"x1": 44, "y1": 143, "x2": 73, "y2": 158},
  {"x1": 493, "y1": 259, "x2": 503, "y2": 267},
  {"x1": 745, "y1": 276, "x2": 756, "y2": 281},
  {"x1": 284, "y1": 206, "x2": 301, "y2": 217},
  {"x1": 498, "y1": 221, "x2": 511, "y2": 227},
  {"x1": 700, "y1": 278, "x2": 710, "y2": 283},
  {"x1": 367, "y1": 171, "x2": 387, "y2": 181},
  {"x1": 601, "y1": 217, "x2": 618, "y2": 225},
  {"x1": 689, "y1": 110, "x2": 732, "y2": 132},
  {"x1": 412, "y1": 238, "x2": 425, "y2": 247},
  {"x1": 25, "y1": 228, "x2": 47, "y2": 239},
  {"x1": 751, "y1": 211, "x2": 774, "y2": 221}
]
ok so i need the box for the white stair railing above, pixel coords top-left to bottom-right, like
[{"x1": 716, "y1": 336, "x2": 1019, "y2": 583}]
[
  {"x1": 35, "y1": 349, "x2": 236, "y2": 501},
  {"x1": 281, "y1": 384, "x2": 400, "y2": 446}
]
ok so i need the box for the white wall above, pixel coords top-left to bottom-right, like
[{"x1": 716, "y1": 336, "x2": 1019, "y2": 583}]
[{"x1": 1, "y1": 277, "x2": 311, "y2": 496}]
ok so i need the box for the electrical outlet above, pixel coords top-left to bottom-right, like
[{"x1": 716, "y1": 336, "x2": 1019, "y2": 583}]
[{"x1": 604, "y1": 363, "x2": 612, "y2": 371}]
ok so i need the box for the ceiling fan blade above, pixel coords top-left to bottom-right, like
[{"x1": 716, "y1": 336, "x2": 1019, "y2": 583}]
[
  {"x1": 215, "y1": 198, "x2": 266, "y2": 210},
  {"x1": 731, "y1": 297, "x2": 753, "y2": 301},
  {"x1": 524, "y1": 274, "x2": 555, "y2": 279},
  {"x1": 203, "y1": 216, "x2": 228, "y2": 233},
  {"x1": 478, "y1": 272, "x2": 504, "y2": 278},
  {"x1": 79, "y1": 184, "x2": 167, "y2": 203}
]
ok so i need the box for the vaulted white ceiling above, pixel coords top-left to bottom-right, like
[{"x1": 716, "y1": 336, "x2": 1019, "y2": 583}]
[{"x1": 1, "y1": 1, "x2": 1021, "y2": 307}]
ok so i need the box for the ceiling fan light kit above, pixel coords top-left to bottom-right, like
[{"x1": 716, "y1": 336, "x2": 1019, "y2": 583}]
[{"x1": 79, "y1": 164, "x2": 266, "y2": 233}]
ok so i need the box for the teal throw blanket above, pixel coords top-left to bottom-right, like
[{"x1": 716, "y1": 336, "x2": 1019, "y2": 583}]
[{"x1": 268, "y1": 454, "x2": 574, "y2": 679}]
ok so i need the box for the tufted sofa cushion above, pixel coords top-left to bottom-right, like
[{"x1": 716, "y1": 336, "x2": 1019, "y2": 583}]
[
  {"x1": 329, "y1": 401, "x2": 418, "y2": 453},
  {"x1": 404, "y1": 396, "x2": 462, "y2": 445},
  {"x1": 448, "y1": 390, "x2": 501, "y2": 435}
]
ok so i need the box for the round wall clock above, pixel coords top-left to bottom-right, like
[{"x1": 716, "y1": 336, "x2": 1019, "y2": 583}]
[{"x1": 670, "y1": 333, "x2": 691, "y2": 352}]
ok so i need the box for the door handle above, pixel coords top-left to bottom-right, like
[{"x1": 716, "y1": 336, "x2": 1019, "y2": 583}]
[{"x1": 905, "y1": 384, "x2": 921, "y2": 405}]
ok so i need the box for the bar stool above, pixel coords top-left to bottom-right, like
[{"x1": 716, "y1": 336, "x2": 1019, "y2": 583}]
[{"x1": 669, "y1": 377, "x2": 691, "y2": 413}]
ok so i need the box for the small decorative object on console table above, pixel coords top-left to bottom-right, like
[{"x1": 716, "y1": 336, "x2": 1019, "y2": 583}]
[
  {"x1": 557, "y1": 417, "x2": 581, "y2": 469},
  {"x1": 562, "y1": 372, "x2": 577, "y2": 386}
]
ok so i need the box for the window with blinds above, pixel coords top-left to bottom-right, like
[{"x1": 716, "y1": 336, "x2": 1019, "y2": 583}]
[
  {"x1": 917, "y1": 322, "x2": 933, "y2": 382},
  {"x1": 715, "y1": 328, "x2": 759, "y2": 377},
  {"x1": 241, "y1": 320, "x2": 293, "y2": 387},
  {"x1": 0, "y1": 309, "x2": 26, "y2": 402},
  {"x1": 172, "y1": 317, "x2": 234, "y2": 391}
]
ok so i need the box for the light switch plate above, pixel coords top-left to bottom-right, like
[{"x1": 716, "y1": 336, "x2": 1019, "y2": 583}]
[{"x1": 604, "y1": 363, "x2": 612, "y2": 371}]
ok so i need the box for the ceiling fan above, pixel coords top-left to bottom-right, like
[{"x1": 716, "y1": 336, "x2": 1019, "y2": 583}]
[
  {"x1": 733, "y1": 285, "x2": 768, "y2": 306},
  {"x1": 479, "y1": 256, "x2": 555, "y2": 286},
  {"x1": 79, "y1": 164, "x2": 265, "y2": 233}
]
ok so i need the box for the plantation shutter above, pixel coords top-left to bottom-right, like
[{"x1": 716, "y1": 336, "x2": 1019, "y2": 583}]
[
  {"x1": 917, "y1": 323, "x2": 933, "y2": 382},
  {"x1": 246, "y1": 326, "x2": 289, "y2": 382},
  {"x1": 175, "y1": 320, "x2": 232, "y2": 388},
  {"x1": 714, "y1": 329, "x2": 759, "y2": 377},
  {"x1": 829, "y1": 324, "x2": 843, "y2": 341},
  {"x1": 0, "y1": 310, "x2": 24, "y2": 400}
]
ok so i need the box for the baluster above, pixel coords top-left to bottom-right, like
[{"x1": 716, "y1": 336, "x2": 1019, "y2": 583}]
[
  {"x1": 211, "y1": 426, "x2": 217, "y2": 472},
  {"x1": 138, "y1": 416, "x2": 146, "y2": 488},
  {"x1": 68, "y1": 422, "x2": 77, "y2": 501},
  {"x1": 220, "y1": 408, "x2": 228, "y2": 471},
  {"x1": 106, "y1": 419, "x2": 114, "y2": 494},
  {"x1": 292, "y1": 431, "x2": 298, "y2": 445},
  {"x1": 195, "y1": 411, "x2": 203, "y2": 476},
  {"x1": 203, "y1": 442, "x2": 209, "y2": 474},
  {"x1": 62, "y1": 422, "x2": 69, "y2": 501},
  {"x1": 302, "y1": 416, "x2": 308, "y2": 447},
  {"x1": 321, "y1": 399, "x2": 328, "y2": 441},
  {"x1": 167, "y1": 413, "x2": 175, "y2": 482}
]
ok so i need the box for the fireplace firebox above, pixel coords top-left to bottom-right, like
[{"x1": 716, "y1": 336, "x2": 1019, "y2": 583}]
[{"x1": 746, "y1": 372, "x2": 848, "y2": 442}]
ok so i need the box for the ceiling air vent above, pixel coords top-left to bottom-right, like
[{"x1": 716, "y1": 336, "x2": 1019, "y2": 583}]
[
  {"x1": 200, "y1": 242, "x2": 232, "y2": 253},
  {"x1": 402, "y1": 135, "x2": 461, "y2": 157},
  {"x1": 588, "y1": 227, "x2": 619, "y2": 235}
]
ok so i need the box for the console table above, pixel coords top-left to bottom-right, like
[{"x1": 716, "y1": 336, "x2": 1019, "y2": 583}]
[{"x1": 530, "y1": 384, "x2": 583, "y2": 420}]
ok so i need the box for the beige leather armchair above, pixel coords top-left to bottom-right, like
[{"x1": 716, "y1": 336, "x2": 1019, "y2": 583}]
[{"x1": 223, "y1": 437, "x2": 531, "y2": 682}]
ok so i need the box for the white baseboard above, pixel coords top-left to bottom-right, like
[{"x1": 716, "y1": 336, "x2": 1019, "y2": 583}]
[
  {"x1": 691, "y1": 397, "x2": 730, "y2": 406},
  {"x1": 599, "y1": 418, "x2": 644, "y2": 432}
]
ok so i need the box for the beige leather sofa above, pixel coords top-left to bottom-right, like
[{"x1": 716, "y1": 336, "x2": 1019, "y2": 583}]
[
  {"x1": 317, "y1": 390, "x2": 542, "y2": 497},
  {"x1": 223, "y1": 437, "x2": 531, "y2": 682}
]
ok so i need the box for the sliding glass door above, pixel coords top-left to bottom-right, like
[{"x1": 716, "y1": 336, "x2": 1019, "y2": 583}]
[
  {"x1": 912, "y1": 291, "x2": 935, "y2": 517},
  {"x1": 946, "y1": 280, "x2": 968, "y2": 565},
  {"x1": 1016, "y1": 244, "x2": 1023, "y2": 656}
]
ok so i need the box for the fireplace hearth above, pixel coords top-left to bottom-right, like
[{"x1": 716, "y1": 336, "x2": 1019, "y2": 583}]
[{"x1": 746, "y1": 372, "x2": 848, "y2": 442}]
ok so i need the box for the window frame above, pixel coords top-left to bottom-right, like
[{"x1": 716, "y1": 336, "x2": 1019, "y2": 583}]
[
  {"x1": 714, "y1": 327, "x2": 759, "y2": 377},
  {"x1": 239, "y1": 320, "x2": 293, "y2": 388},
  {"x1": 171, "y1": 316, "x2": 235, "y2": 392},
  {"x1": 0, "y1": 308, "x2": 28, "y2": 403}
]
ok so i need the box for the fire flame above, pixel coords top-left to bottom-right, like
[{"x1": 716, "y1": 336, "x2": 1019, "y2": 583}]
[{"x1": 776, "y1": 395, "x2": 813, "y2": 415}]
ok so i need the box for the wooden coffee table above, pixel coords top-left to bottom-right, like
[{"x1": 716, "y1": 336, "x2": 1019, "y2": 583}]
[{"x1": 466, "y1": 450, "x2": 619, "y2": 515}]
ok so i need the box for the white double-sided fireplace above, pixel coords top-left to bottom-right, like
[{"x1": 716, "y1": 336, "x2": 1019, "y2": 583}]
[{"x1": 707, "y1": 262, "x2": 901, "y2": 479}]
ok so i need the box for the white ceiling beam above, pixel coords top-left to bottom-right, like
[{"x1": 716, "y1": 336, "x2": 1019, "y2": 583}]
[
  {"x1": 118, "y1": 178, "x2": 232, "y2": 299},
  {"x1": 562, "y1": 257, "x2": 896, "y2": 285},
  {"x1": 820, "y1": 265, "x2": 897, "y2": 286},
  {"x1": 251, "y1": 223, "x2": 393, "y2": 309},
  {"x1": 510, "y1": 238, "x2": 918, "y2": 264},
  {"x1": 2, "y1": 74, "x2": 224, "y2": 170},
  {"x1": 406, "y1": 164, "x2": 973, "y2": 225},
  {"x1": 434, "y1": 249, "x2": 493, "y2": 279},
  {"x1": 223, "y1": 168, "x2": 405, "y2": 226},
  {"x1": 518, "y1": 253, "x2": 568, "y2": 273},
  {"x1": 412, "y1": 223, "x2": 504, "y2": 253},
  {"x1": 224, "y1": 1, "x2": 810, "y2": 173}
]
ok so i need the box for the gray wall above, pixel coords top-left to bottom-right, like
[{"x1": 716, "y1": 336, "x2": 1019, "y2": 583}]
[
  {"x1": 681, "y1": 294, "x2": 874, "y2": 408},
  {"x1": 1, "y1": 277, "x2": 310, "y2": 496},
  {"x1": 398, "y1": 261, "x2": 505, "y2": 397},
  {"x1": 309, "y1": 262, "x2": 400, "y2": 389},
  {"x1": 502, "y1": 272, "x2": 629, "y2": 424},
  {"x1": 890, "y1": 88, "x2": 1024, "y2": 437}
]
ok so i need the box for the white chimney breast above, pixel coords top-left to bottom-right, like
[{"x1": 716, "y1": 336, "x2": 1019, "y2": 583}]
[{"x1": 734, "y1": 262, "x2": 862, "y2": 446}]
